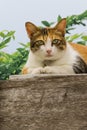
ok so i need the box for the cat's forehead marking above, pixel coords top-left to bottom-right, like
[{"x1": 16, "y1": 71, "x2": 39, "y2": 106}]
[
  {"x1": 33, "y1": 28, "x2": 63, "y2": 42},
  {"x1": 41, "y1": 28, "x2": 48, "y2": 35}
]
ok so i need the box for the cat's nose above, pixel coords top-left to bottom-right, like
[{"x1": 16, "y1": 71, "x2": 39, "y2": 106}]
[{"x1": 46, "y1": 49, "x2": 52, "y2": 54}]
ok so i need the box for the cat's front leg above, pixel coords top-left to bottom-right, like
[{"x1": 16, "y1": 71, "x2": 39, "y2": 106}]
[
  {"x1": 22, "y1": 66, "x2": 44, "y2": 74},
  {"x1": 43, "y1": 66, "x2": 74, "y2": 74},
  {"x1": 31, "y1": 67, "x2": 45, "y2": 74},
  {"x1": 43, "y1": 66, "x2": 55, "y2": 74},
  {"x1": 22, "y1": 66, "x2": 45, "y2": 74}
]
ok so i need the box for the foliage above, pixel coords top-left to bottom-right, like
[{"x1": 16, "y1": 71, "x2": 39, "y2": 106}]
[
  {"x1": 66, "y1": 33, "x2": 87, "y2": 45},
  {"x1": 0, "y1": 48, "x2": 29, "y2": 80},
  {"x1": 0, "y1": 30, "x2": 15, "y2": 49},
  {"x1": 0, "y1": 10, "x2": 87, "y2": 80},
  {"x1": 0, "y1": 31, "x2": 29, "y2": 79},
  {"x1": 42, "y1": 10, "x2": 87, "y2": 33}
]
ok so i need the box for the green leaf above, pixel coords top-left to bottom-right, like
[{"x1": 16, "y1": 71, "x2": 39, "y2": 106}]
[
  {"x1": 77, "y1": 41, "x2": 87, "y2": 45},
  {"x1": 12, "y1": 35, "x2": 15, "y2": 40},
  {"x1": 81, "y1": 35, "x2": 87, "y2": 40},
  {"x1": 19, "y1": 42, "x2": 26, "y2": 47},
  {"x1": 6, "y1": 31, "x2": 15, "y2": 38},
  {"x1": 41, "y1": 21, "x2": 50, "y2": 27},
  {"x1": 66, "y1": 27, "x2": 75, "y2": 33},
  {"x1": 0, "y1": 37, "x2": 11, "y2": 49},
  {"x1": 57, "y1": 15, "x2": 62, "y2": 22},
  {"x1": 0, "y1": 32, "x2": 5, "y2": 38},
  {"x1": 19, "y1": 42, "x2": 30, "y2": 48},
  {"x1": 0, "y1": 45, "x2": 7, "y2": 49},
  {"x1": 66, "y1": 34, "x2": 83, "y2": 42},
  {"x1": 49, "y1": 22, "x2": 55, "y2": 26},
  {"x1": 70, "y1": 34, "x2": 82, "y2": 40}
]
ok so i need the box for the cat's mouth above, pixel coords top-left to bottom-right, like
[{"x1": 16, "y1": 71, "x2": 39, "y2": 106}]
[{"x1": 46, "y1": 54, "x2": 53, "y2": 57}]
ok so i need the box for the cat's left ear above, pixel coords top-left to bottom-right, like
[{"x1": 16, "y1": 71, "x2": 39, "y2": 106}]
[{"x1": 54, "y1": 18, "x2": 66, "y2": 36}]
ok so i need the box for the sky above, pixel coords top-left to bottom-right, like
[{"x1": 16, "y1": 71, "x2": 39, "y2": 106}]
[{"x1": 0, "y1": 0, "x2": 87, "y2": 53}]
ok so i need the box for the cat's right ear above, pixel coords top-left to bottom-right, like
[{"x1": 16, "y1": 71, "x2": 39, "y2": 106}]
[{"x1": 25, "y1": 22, "x2": 39, "y2": 39}]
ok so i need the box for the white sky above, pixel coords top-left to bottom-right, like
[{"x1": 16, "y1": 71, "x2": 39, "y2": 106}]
[{"x1": 0, "y1": 0, "x2": 87, "y2": 53}]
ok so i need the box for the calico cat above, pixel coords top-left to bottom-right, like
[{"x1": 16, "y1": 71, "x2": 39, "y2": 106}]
[{"x1": 22, "y1": 18, "x2": 87, "y2": 74}]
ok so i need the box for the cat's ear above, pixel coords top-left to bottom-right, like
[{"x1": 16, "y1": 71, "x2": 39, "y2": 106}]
[
  {"x1": 54, "y1": 18, "x2": 66, "y2": 36},
  {"x1": 25, "y1": 22, "x2": 39, "y2": 38}
]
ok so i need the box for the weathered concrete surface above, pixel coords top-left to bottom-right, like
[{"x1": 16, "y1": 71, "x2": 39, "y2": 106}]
[{"x1": 0, "y1": 74, "x2": 87, "y2": 130}]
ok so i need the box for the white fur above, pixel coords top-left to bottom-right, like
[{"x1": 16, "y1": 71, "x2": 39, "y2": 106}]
[{"x1": 24, "y1": 38, "x2": 79, "y2": 74}]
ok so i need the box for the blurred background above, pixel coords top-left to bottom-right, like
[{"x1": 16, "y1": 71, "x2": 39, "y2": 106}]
[{"x1": 0, "y1": 0, "x2": 87, "y2": 53}]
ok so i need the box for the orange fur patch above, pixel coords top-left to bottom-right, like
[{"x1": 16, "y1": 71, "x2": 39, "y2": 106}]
[
  {"x1": 22, "y1": 67, "x2": 29, "y2": 74},
  {"x1": 70, "y1": 43, "x2": 87, "y2": 63}
]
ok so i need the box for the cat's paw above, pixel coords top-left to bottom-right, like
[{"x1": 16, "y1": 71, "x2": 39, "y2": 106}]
[
  {"x1": 43, "y1": 66, "x2": 53, "y2": 74},
  {"x1": 43, "y1": 66, "x2": 62, "y2": 74},
  {"x1": 31, "y1": 67, "x2": 44, "y2": 74}
]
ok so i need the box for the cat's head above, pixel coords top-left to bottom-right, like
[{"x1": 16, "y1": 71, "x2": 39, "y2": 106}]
[{"x1": 25, "y1": 18, "x2": 67, "y2": 60}]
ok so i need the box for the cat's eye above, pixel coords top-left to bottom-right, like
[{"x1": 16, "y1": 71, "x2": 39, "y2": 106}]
[
  {"x1": 35, "y1": 40, "x2": 45, "y2": 46},
  {"x1": 52, "y1": 39, "x2": 61, "y2": 45}
]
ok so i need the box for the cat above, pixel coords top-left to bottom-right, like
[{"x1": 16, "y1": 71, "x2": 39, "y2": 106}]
[{"x1": 22, "y1": 18, "x2": 87, "y2": 74}]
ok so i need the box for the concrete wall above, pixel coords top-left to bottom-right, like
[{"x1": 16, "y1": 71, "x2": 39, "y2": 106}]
[{"x1": 0, "y1": 74, "x2": 87, "y2": 130}]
